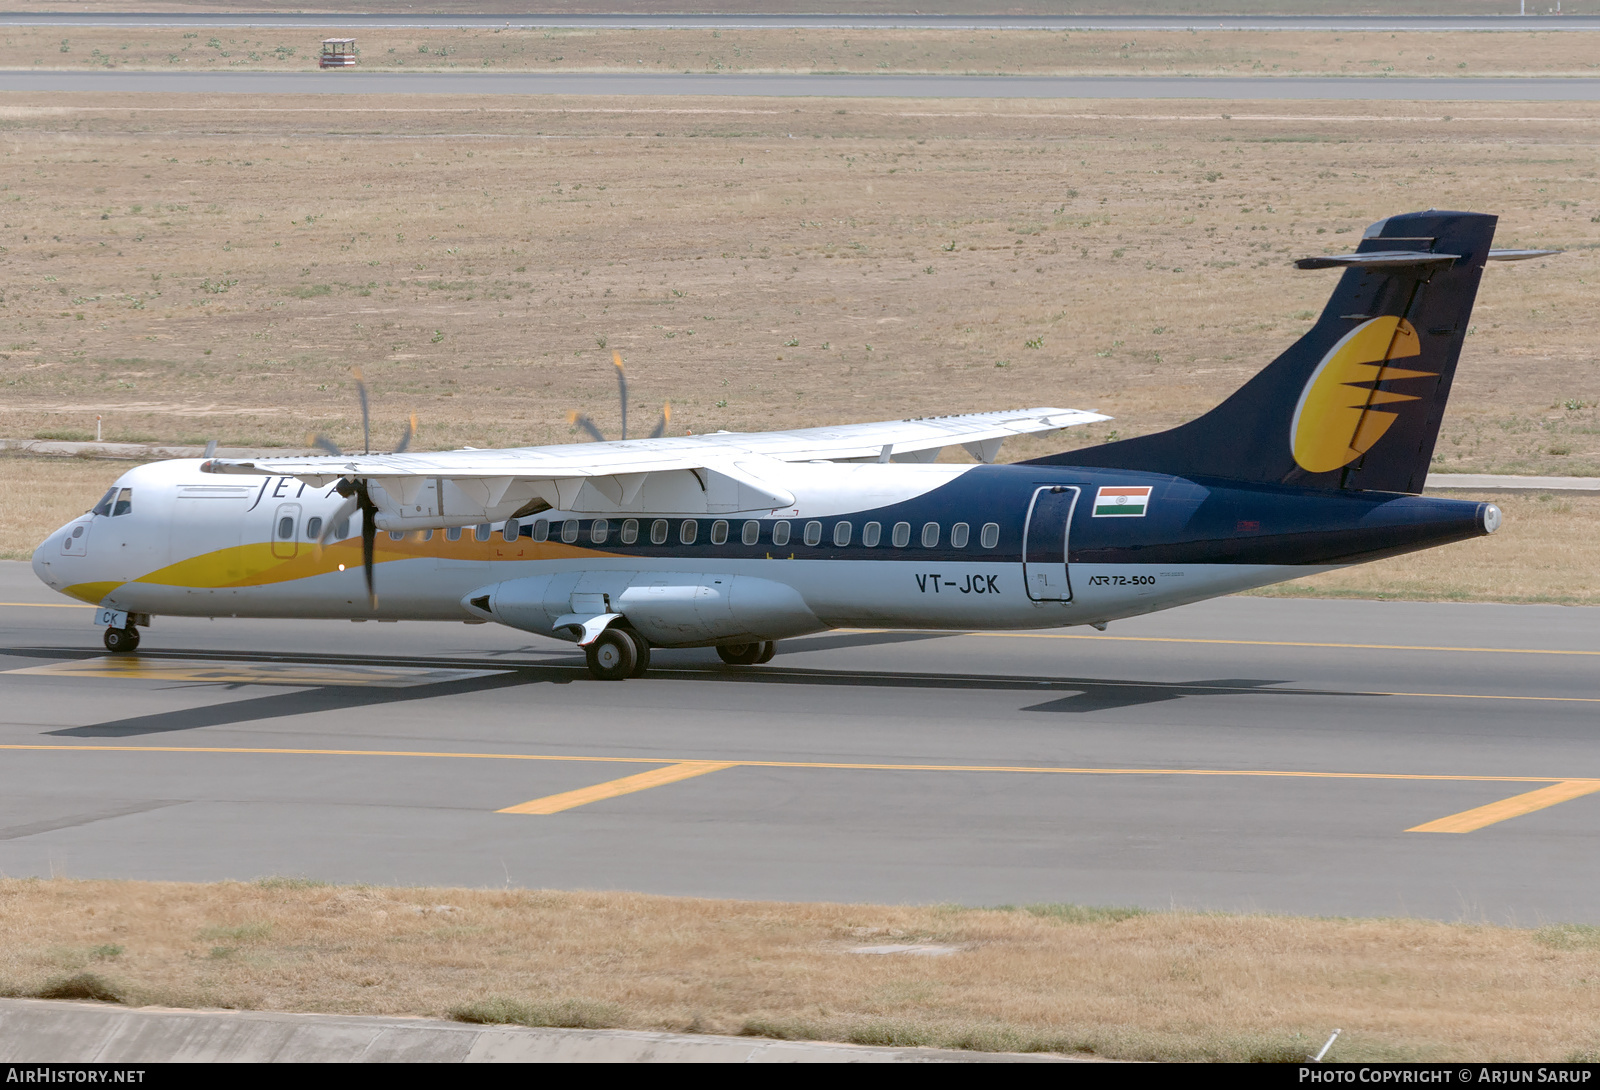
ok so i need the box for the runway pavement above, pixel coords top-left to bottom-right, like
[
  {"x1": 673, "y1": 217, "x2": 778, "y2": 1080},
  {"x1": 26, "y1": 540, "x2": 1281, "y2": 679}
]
[
  {"x1": 3, "y1": 14, "x2": 1600, "y2": 32},
  {"x1": 4, "y1": 70, "x2": 1600, "y2": 100},
  {"x1": 1, "y1": 560, "x2": 1598, "y2": 922}
]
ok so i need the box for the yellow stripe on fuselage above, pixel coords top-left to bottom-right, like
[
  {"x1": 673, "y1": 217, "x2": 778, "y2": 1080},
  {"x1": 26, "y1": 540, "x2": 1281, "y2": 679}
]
[{"x1": 133, "y1": 535, "x2": 621, "y2": 590}]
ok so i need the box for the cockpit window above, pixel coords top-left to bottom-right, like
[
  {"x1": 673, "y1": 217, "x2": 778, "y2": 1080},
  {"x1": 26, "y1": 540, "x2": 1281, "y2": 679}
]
[
  {"x1": 90, "y1": 487, "x2": 117, "y2": 517},
  {"x1": 111, "y1": 488, "x2": 133, "y2": 517}
]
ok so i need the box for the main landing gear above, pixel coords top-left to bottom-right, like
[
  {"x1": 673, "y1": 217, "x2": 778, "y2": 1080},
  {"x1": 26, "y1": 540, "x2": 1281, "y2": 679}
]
[
  {"x1": 103, "y1": 626, "x2": 140, "y2": 653},
  {"x1": 716, "y1": 640, "x2": 776, "y2": 666},
  {"x1": 584, "y1": 628, "x2": 652, "y2": 681}
]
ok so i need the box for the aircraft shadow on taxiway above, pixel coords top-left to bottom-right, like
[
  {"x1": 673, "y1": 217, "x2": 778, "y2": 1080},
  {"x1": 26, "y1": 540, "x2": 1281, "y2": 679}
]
[{"x1": 3, "y1": 644, "x2": 1348, "y2": 738}]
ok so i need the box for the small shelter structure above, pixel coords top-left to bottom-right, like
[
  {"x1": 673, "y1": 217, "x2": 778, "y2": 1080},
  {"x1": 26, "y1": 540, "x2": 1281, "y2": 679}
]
[{"x1": 319, "y1": 39, "x2": 357, "y2": 68}]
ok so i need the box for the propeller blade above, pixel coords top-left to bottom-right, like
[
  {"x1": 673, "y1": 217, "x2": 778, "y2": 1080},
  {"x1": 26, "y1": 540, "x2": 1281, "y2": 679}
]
[
  {"x1": 567, "y1": 410, "x2": 608, "y2": 444},
  {"x1": 611, "y1": 351, "x2": 628, "y2": 440},
  {"x1": 203, "y1": 439, "x2": 217, "y2": 458},
  {"x1": 647, "y1": 402, "x2": 672, "y2": 440},
  {"x1": 311, "y1": 433, "x2": 344, "y2": 457},
  {"x1": 394, "y1": 413, "x2": 417, "y2": 454},
  {"x1": 315, "y1": 494, "x2": 361, "y2": 555},
  {"x1": 352, "y1": 366, "x2": 371, "y2": 456},
  {"x1": 356, "y1": 479, "x2": 378, "y2": 609}
]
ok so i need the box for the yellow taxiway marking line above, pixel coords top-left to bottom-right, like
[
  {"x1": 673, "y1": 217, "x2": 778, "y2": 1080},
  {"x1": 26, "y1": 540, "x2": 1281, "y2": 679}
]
[
  {"x1": 0, "y1": 745, "x2": 1592, "y2": 829},
  {"x1": 0, "y1": 743, "x2": 1573, "y2": 782},
  {"x1": 0, "y1": 601, "x2": 94, "y2": 609},
  {"x1": 498, "y1": 761, "x2": 736, "y2": 815},
  {"x1": 1408, "y1": 780, "x2": 1600, "y2": 834},
  {"x1": 963, "y1": 631, "x2": 1600, "y2": 657}
]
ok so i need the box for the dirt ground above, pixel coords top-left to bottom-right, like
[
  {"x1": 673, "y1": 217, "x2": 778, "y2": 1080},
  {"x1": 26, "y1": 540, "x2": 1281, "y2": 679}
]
[
  {"x1": 0, "y1": 94, "x2": 1594, "y2": 474},
  {"x1": 12, "y1": 26, "x2": 1600, "y2": 78},
  {"x1": 3, "y1": 877, "x2": 1599, "y2": 1062}
]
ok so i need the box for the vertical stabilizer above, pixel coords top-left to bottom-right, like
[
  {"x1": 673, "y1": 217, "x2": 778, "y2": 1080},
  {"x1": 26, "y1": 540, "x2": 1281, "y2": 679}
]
[{"x1": 1030, "y1": 210, "x2": 1500, "y2": 494}]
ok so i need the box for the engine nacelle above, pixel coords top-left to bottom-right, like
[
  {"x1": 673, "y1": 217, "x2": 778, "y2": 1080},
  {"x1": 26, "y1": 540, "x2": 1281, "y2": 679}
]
[{"x1": 464, "y1": 571, "x2": 823, "y2": 648}]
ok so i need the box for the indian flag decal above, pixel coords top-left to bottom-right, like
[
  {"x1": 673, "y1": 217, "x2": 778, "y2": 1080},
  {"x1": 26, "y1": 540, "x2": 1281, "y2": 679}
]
[{"x1": 1093, "y1": 485, "x2": 1152, "y2": 517}]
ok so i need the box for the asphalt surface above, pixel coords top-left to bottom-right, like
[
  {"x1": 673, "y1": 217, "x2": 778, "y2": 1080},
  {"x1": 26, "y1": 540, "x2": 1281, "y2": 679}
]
[
  {"x1": 2, "y1": 13, "x2": 1599, "y2": 31},
  {"x1": 2, "y1": 560, "x2": 1598, "y2": 921},
  {"x1": 4, "y1": 70, "x2": 1600, "y2": 99}
]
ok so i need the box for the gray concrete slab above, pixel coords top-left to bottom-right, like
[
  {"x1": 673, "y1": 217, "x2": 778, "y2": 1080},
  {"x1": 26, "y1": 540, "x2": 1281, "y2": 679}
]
[
  {"x1": 0, "y1": 998, "x2": 1071, "y2": 1062},
  {"x1": 1426, "y1": 473, "x2": 1600, "y2": 492},
  {"x1": 1, "y1": 561, "x2": 1597, "y2": 922},
  {"x1": 2, "y1": 70, "x2": 1599, "y2": 100}
]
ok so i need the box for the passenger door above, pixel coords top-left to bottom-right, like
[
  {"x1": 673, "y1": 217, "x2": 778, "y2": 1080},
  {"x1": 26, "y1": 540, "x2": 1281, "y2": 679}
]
[{"x1": 1022, "y1": 485, "x2": 1080, "y2": 602}]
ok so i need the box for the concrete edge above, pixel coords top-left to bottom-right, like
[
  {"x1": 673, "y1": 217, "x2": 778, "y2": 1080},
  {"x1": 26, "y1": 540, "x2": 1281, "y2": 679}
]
[
  {"x1": 0, "y1": 439, "x2": 318, "y2": 462},
  {"x1": 0, "y1": 998, "x2": 1089, "y2": 1063}
]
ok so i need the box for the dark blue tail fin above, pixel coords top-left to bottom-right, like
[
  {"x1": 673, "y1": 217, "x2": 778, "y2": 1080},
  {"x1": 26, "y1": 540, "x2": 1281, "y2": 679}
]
[{"x1": 1028, "y1": 210, "x2": 1500, "y2": 494}]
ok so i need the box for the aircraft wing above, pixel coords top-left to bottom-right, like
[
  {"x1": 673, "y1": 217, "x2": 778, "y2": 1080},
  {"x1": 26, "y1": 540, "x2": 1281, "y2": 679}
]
[{"x1": 200, "y1": 406, "x2": 1107, "y2": 526}]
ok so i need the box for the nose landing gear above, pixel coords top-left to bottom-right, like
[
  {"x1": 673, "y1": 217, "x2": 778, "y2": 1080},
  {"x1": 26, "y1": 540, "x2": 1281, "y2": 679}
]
[{"x1": 103, "y1": 625, "x2": 140, "y2": 653}]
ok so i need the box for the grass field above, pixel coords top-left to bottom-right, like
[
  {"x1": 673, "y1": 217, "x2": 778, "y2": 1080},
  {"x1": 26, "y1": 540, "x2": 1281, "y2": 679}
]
[
  {"x1": 4, "y1": 877, "x2": 1600, "y2": 1062},
  {"x1": 13, "y1": 26, "x2": 1600, "y2": 78},
  {"x1": 0, "y1": 93, "x2": 1594, "y2": 475}
]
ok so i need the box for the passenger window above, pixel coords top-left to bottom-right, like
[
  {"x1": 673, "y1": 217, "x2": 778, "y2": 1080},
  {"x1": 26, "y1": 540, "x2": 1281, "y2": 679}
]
[
  {"x1": 803, "y1": 521, "x2": 822, "y2": 546},
  {"x1": 711, "y1": 520, "x2": 729, "y2": 545},
  {"x1": 981, "y1": 522, "x2": 1000, "y2": 549},
  {"x1": 503, "y1": 519, "x2": 519, "y2": 543},
  {"x1": 921, "y1": 522, "x2": 940, "y2": 548},
  {"x1": 590, "y1": 518, "x2": 608, "y2": 544},
  {"x1": 388, "y1": 530, "x2": 404, "y2": 542},
  {"x1": 336, "y1": 518, "x2": 350, "y2": 541},
  {"x1": 862, "y1": 521, "x2": 881, "y2": 547},
  {"x1": 951, "y1": 522, "x2": 970, "y2": 548},
  {"x1": 112, "y1": 488, "x2": 133, "y2": 517},
  {"x1": 474, "y1": 523, "x2": 491, "y2": 542},
  {"x1": 90, "y1": 487, "x2": 117, "y2": 517},
  {"x1": 446, "y1": 526, "x2": 462, "y2": 542},
  {"x1": 680, "y1": 519, "x2": 698, "y2": 545},
  {"x1": 740, "y1": 520, "x2": 759, "y2": 546},
  {"x1": 279, "y1": 517, "x2": 296, "y2": 540},
  {"x1": 561, "y1": 520, "x2": 580, "y2": 544},
  {"x1": 422, "y1": 529, "x2": 434, "y2": 542},
  {"x1": 531, "y1": 520, "x2": 548, "y2": 543},
  {"x1": 772, "y1": 521, "x2": 791, "y2": 546},
  {"x1": 651, "y1": 519, "x2": 669, "y2": 545},
  {"x1": 306, "y1": 516, "x2": 323, "y2": 541},
  {"x1": 891, "y1": 521, "x2": 911, "y2": 548},
  {"x1": 621, "y1": 519, "x2": 639, "y2": 544},
  {"x1": 832, "y1": 521, "x2": 851, "y2": 547}
]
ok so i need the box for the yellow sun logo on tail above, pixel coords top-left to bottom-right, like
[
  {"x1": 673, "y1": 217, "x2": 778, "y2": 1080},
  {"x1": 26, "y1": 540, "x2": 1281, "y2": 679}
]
[{"x1": 1290, "y1": 316, "x2": 1437, "y2": 474}]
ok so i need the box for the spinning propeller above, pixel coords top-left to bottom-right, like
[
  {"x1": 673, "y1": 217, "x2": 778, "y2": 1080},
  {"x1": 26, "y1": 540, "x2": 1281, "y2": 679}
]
[
  {"x1": 567, "y1": 352, "x2": 670, "y2": 442},
  {"x1": 307, "y1": 366, "x2": 417, "y2": 609}
]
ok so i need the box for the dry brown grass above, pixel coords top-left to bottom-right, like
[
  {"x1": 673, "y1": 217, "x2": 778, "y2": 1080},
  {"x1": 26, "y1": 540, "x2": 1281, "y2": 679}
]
[
  {"x1": 0, "y1": 94, "x2": 1595, "y2": 475},
  {"x1": 11, "y1": 26, "x2": 1600, "y2": 78},
  {"x1": 0, "y1": 455, "x2": 123, "y2": 561},
  {"x1": 3, "y1": 877, "x2": 1599, "y2": 1062}
]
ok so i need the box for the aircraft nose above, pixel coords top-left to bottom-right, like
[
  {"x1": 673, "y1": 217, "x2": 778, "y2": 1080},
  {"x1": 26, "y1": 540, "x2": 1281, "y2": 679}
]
[{"x1": 31, "y1": 524, "x2": 66, "y2": 589}]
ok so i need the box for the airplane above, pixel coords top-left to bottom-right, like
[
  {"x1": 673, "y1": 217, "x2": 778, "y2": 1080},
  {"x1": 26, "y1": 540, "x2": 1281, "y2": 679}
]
[{"x1": 30, "y1": 210, "x2": 1554, "y2": 680}]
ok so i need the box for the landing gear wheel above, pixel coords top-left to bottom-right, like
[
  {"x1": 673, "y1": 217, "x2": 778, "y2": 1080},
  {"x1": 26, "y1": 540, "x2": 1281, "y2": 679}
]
[
  {"x1": 584, "y1": 628, "x2": 637, "y2": 681},
  {"x1": 716, "y1": 642, "x2": 763, "y2": 666},
  {"x1": 627, "y1": 633, "x2": 651, "y2": 678},
  {"x1": 754, "y1": 640, "x2": 776, "y2": 664},
  {"x1": 103, "y1": 626, "x2": 139, "y2": 653}
]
